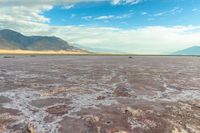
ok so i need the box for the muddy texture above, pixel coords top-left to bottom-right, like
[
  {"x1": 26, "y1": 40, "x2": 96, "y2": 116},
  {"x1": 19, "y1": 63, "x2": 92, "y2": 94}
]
[{"x1": 0, "y1": 56, "x2": 199, "y2": 133}]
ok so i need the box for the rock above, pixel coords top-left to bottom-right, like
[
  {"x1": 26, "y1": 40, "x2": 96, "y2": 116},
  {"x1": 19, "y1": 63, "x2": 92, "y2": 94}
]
[
  {"x1": 114, "y1": 87, "x2": 130, "y2": 97},
  {"x1": 171, "y1": 127, "x2": 187, "y2": 133},
  {"x1": 22, "y1": 123, "x2": 37, "y2": 133},
  {"x1": 97, "y1": 96, "x2": 106, "y2": 100},
  {"x1": 82, "y1": 115, "x2": 100, "y2": 122},
  {"x1": 115, "y1": 131, "x2": 127, "y2": 133},
  {"x1": 122, "y1": 107, "x2": 144, "y2": 117}
]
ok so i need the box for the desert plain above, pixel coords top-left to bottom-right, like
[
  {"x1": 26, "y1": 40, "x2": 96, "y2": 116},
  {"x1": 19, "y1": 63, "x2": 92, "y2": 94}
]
[{"x1": 0, "y1": 56, "x2": 199, "y2": 133}]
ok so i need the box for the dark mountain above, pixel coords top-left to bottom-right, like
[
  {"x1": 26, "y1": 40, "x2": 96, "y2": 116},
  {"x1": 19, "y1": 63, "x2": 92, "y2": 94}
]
[
  {"x1": 173, "y1": 46, "x2": 200, "y2": 55},
  {"x1": 0, "y1": 29, "x2": 79, "y2": 51}
]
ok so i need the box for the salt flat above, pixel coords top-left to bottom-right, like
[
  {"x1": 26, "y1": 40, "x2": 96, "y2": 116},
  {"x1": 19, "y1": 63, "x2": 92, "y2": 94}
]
[{"x1": 0, "y1": 56, "x2": 199, "y2": 133}]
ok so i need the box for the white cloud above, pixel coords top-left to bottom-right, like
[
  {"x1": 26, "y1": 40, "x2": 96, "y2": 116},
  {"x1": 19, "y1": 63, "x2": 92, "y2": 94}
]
[
  {"x1": 153, "y1": 12, "x2": 166, "y2": 17},
  {"x1": 2, "y1": 19, "x2": 200, "y2": 54},
  {"x1": 153, "y1": 7, "x2": 183, "y2": 17},
  {"x1": 0, "y1": 0, "x2": 138, "y2": 26},
  {"x1": 112, "y1": 0, "x2": 142, "y2": 5},
  {"x1": 62, "y1": 4, "x2": 74, "y2": 9},
  {"x1": 0, "y1": 0, "x2": 98, "y2": 7},
  {"x1": 116, "y1": 13, "x2": 133, "y2": 19},
  {"x1": 0, "y1": 5, "x2": 52, "y2": 26},
  {"x1": 94, "y1": 13, "x2": 133, "y2": 20},
  {"x1": 0, "y1": 0, "x2": 142, "y2": 7},
  {"x1": 170, "y1": 7, "x2": 183, "y2": 15},
  {"x1": 112, "y1": 0, "x2": 121, "y2": 5},
  {"x1": 59, "y1": 26, "x2": 200, "y2": 54},
  {"x1": 95, "y1": 15, "x2": 114, "y2": 20}
]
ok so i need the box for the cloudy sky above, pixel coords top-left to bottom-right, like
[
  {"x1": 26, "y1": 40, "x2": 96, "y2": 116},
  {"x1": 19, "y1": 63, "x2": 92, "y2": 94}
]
[{"x1": 0, "y1": 0, "x2": 200, "y2": 54}]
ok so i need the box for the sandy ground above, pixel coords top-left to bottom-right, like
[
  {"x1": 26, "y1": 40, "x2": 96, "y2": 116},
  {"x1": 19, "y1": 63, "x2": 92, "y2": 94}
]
[
  {"x1": 0, "y1": 56, "x2": 199, "y2": 133},
  {"x1": 0, "y1": 50, "x2": 88, "y2": 55}
]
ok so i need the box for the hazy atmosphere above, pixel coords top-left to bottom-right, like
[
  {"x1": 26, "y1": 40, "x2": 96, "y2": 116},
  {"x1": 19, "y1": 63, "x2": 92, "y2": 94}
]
[{"x1": 1, "y1": 0, "x2": 200, "y2": 54}]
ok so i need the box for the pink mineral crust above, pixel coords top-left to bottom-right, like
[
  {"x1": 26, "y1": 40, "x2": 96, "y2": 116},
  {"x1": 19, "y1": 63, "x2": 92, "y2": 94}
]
[{"x1": 0, "y1": 56, "x2": 199, "y2": 133}]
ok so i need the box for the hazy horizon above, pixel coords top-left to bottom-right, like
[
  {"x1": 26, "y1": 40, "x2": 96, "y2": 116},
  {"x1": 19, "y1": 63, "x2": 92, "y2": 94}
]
[{"x1": 1, "y1": 0, "x2": 200, "y2": 54}]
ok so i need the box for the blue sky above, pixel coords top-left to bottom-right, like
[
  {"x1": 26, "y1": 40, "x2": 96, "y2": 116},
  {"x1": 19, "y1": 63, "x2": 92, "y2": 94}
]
[
  {"x1": 43, "y1": 0, "x2": 200, "y2": 28},
  {"x1": 1, "y1": 0, "x2": 200, "y2": 54}
]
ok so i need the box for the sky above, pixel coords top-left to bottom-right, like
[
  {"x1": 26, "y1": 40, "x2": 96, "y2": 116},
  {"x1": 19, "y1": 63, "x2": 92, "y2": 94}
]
[{"x1": 0, "y1": 0, "x2": 200, "y2": 54}]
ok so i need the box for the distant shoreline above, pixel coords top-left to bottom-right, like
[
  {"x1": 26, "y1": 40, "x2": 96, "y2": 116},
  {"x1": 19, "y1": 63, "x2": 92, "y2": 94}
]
[{"x1": 0, "y1": 49, "x2": 199, "y2": 56}]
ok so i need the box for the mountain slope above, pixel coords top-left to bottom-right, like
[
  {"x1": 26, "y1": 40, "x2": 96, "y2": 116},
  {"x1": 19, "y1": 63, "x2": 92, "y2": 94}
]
[
  {"x1": 173, "y1": 46, "x2": 200, "y2": 55},
  {"x1": 0, "y1": 38, "x2": 19, "y2": 49},
  {"x1": 0, "y1": 29, "x2": 79, "y2": 51}
]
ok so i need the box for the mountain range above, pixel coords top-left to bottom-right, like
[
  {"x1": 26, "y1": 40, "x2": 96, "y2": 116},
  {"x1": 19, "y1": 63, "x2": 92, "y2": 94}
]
[
  {"x1": 173, "y1": 46, "x2": 200, "y2": 55},
  {"x1": 1, "y1": 29, "x2": 200, "y2": 55},
  {"x1": 0, "y1": 29, "x2": 79, "y2": 51}
]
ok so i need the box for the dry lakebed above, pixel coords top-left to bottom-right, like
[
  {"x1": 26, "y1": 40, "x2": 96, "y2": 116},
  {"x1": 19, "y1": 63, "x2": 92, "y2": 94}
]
[{"x1": 0, "y1": 56, "x2": 199, "y2": 133}]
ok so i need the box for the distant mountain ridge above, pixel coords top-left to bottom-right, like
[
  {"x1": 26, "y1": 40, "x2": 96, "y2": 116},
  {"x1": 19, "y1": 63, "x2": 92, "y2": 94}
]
[
  {"x1": 0, "y1": 29, "x2": 79, "y2": 51},
  {"x1": 173, "y1": 46, "x2": 200, "y2": 55}
]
